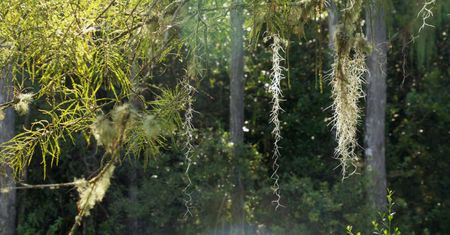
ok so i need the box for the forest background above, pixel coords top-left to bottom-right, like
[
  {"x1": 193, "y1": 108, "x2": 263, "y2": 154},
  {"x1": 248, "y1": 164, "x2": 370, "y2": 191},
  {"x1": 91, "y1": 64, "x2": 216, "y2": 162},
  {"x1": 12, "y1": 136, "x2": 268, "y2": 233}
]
[{"x1": 0, "y1": 0, "x2": 449, "y2": 234}]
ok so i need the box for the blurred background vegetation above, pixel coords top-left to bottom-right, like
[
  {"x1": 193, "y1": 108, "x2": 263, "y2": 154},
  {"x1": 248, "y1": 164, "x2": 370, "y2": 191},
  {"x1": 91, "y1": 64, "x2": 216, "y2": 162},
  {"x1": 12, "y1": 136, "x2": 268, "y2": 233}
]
[{"x1": 0, "y1": 0, "x2": 448, "y2": 234}]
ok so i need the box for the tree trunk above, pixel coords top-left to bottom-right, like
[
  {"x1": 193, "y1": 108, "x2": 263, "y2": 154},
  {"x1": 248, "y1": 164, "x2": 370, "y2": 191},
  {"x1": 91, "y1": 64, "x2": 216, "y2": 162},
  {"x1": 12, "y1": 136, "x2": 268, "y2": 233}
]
[
  {"x1": 365, "y1": 0, "x2": 388, "y2": 212},
  {"x1": 327, "y1": 0, "x2": 338, "y2": 49},
  {"x1": 127, "y1": 163, "x2": 139, "y2": 234},
  {"x1": 230, "y1": 0, "x2": 245, "y2": 233},
  {"x1": 127, "y1": 55, "x2": 141, "y2": 234},
  {"x1": 0, "y1": 65, "x2": 16, "y2": 235}
]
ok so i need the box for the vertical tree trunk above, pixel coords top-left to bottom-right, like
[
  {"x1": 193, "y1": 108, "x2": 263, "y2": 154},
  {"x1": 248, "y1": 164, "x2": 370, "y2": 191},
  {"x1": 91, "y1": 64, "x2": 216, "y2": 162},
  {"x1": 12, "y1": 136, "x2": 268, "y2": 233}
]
[
  {"x1": 230, "y1": 0, "x2": 245, "y2": 233},
  {"x1": 327, "y1": 0, "x2": 338, "y2": 49},
  {"x1": 127, "y1": 162, "x2": 139, "y2": 234},
  {"x1": 127, "y1": 56, "x2": 141, "y2": 234},
  {"x1": 0, "y1": 65, "x2": 16, "y2": 235},
  {"x1": 365, "y1": 0, "x2": 388, "y2": 212}
]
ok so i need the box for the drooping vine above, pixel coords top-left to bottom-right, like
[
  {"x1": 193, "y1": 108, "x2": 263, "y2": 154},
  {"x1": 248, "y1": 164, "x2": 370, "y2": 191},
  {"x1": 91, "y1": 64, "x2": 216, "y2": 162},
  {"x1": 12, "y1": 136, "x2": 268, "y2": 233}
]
[
  {"x1": 329, "y1": 0, "x2": 368, "y2": 178},
  {"x1": 417, "y1": 0, "x2": 436, "y2": 34},
  {"x1": 265, "y1": 32, "x2": 287, "y2": 209},
  {"x1": 181, "y1": 71, "x2": 196, "y2": 217}
]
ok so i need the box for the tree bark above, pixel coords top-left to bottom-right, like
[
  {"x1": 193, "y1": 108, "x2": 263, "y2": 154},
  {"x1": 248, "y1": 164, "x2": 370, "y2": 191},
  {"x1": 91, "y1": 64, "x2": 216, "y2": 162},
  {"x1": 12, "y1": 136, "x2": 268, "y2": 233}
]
[
  {"x1": 230, "y1": 0, "x2": 245, "y2": 233},
  {"x1": 127, "y1": 162, "x2": 139, "y2": 234},
  {"x1": 365, "y1": 0, "x2": 388, "y2": 212},
  {"x1": 0, "y1": 64, "x2": 16, "y2": 235},
  {"x1": 127, "y1": 54, "x2": 141, "y2": 234},
  {"x1": 327, "y1": 0, "x2": 338, "y2": 50}
]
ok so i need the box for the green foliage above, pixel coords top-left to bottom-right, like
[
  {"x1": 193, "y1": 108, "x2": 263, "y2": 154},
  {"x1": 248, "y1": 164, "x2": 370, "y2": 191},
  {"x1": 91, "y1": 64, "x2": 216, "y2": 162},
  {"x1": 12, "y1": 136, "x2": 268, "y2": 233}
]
[
  {"x1": 390, "y1": 0, "x2": 450, "y2": 69},
  {"x1": 0, "y1": 0, "x2": 188, "y2": 176},
  {"x1": 347, "y1": 190, "x2": 401, "y2": 235},
  {"x1": 0, "y1": 93, "x2": 95, "y2": 176},
  {"x1": 255, "y1": 176, "x2": 369, "y2": 235},
  {"x1": 123, "y1": 87, "x2": 184, "y2": 163},
  {"x1": 1, "y1": 0, "x2": 448, "y2": 234},
  {"x1": 13, "y1": 126, "x2": 372, "y2": 234},
  {"x1": 247, "y1": 0, "x2": 323, "y2": 43}
]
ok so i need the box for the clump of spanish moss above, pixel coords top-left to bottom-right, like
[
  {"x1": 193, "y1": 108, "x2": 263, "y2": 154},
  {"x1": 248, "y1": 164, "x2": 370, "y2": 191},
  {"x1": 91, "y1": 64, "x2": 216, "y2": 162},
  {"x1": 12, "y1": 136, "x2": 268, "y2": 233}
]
[
  {"x1": 78, "y1": 105, "x2": 131, "y2": 226},
  {"x1": 330, "y1": 45, "x2": 367, "y2": 177},
  {"x1": 265, "y1": 32, "x2": 287, "y2": 209},
  {"x1": 142, "y1": 114, "x2": 161, "y2": 139},
  {"x1": 14, "y1": 93, "x2": 33, "y2": 116},
  {"x1": 90, "y1": 104, "x2": 133, "y2": 152},
  {"x1": 72, "y1": 164, "x2": 116, "y2": 234},
  {"x1": 91, "y1": 115, "x2": 115, "y2": 148},
  {"x1": 74, "y1": 164, "x2": 115, "y2": 220},
  {"x1": 329, "y1": 0, "x2": 368, "y2": 178},
  {"x1": 0, "y1": 108, "x2": 5, "y2": 121}
]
